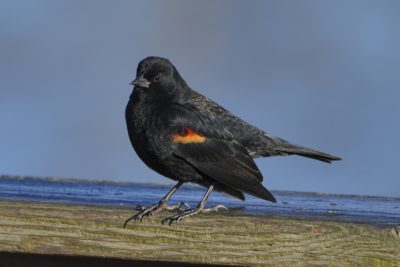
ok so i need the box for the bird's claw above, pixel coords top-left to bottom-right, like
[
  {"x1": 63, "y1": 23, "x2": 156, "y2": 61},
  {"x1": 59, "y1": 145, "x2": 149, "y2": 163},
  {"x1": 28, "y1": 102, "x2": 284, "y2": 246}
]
[
  {"x1": 161, "y1": 211, "x2": 193, "y2": 226},
  {"x1": 124, "y1": 203, "x2": 163, "y2": 227},
  {"x1": 124, "y1": 202, "x2": 190, "y2": 228},
  {"x1": 161, "y1": 217, "x2": 173, "y2": 226},
  {"x1": 161, "y1": 204, "x2": 227, "y2": 226},
  {"x1": 123, "y1": 209, "x2": 151, "y2": 227},
  {"x1": 161, "y1": 205, "x2": 228, "y2": 225}
]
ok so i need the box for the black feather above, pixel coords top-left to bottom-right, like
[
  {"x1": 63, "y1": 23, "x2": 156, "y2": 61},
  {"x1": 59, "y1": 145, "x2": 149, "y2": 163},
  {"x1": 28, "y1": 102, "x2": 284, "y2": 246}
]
[
  {"x1": 173, "y1": 139, "x2": 276, "y2": 203},
  {"x1": 275, "y1": 143, "x2": 341, "y2": 163}
]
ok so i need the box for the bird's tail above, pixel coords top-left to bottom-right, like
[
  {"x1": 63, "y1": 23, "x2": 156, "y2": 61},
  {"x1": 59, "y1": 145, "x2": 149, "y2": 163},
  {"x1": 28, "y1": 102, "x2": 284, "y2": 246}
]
[{"x1": 275, "y1": 143, "x2": 341, "y2": 163}]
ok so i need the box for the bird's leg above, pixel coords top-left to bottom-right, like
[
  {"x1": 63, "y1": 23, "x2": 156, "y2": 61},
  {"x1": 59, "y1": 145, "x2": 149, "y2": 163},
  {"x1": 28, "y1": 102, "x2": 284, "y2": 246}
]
[
  {"x1": 162, "y1": 184, "x2": 217, "y2": 225},
  {"x1": 123, "y1": 181, "x2": 184, "y2": 227}
]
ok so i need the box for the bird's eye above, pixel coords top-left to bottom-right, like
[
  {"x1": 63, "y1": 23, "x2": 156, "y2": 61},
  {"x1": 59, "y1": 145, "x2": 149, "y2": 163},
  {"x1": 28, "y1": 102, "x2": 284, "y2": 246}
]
[{"x1": 154, "y1": 75, "x2": 160, "y2": 81}]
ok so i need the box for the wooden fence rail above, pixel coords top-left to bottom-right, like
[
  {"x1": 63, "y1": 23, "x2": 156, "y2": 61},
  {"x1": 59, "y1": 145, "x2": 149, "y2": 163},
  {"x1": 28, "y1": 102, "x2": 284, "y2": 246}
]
[{"x1": 0, "y1": 200, "x2": 399, "y2": 266}]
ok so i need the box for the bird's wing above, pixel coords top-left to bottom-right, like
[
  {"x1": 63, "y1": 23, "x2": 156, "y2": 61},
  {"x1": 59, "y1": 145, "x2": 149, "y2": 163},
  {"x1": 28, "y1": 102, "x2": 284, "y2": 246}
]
[
  {"x1": 187, "y1": 90, "x2": 342, "y2": 161},
  {"x1": 168, "y1": 117, "x2": 276, "y2": 203},
  {"x1": 185, "y1": 90, "x2": 286, "y2": 157}
]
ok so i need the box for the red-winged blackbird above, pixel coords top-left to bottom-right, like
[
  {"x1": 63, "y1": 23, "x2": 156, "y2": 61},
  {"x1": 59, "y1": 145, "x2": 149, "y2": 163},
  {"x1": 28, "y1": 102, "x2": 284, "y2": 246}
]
[{"x1": 124, "y1": 56, "x2": 340, "y2": 226}]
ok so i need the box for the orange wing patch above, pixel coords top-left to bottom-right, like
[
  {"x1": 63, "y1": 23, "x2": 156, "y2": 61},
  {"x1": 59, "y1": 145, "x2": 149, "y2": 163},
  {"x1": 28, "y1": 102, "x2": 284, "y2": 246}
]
[{"x1": 172, "y1": 128, "x2": 206, "y2": 144}]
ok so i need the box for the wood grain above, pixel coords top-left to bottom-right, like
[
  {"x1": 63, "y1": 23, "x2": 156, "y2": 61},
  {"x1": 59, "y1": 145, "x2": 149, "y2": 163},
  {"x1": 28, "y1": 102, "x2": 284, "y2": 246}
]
[{"x1": 0, "y1": 200, "x2": 398, "y2": 266}]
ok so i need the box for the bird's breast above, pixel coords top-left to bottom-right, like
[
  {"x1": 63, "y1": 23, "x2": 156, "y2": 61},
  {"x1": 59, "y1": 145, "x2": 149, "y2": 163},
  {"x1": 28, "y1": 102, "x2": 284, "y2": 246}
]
[{"x1": 126, "y1": 95, "x2": 174, "y2": 157}]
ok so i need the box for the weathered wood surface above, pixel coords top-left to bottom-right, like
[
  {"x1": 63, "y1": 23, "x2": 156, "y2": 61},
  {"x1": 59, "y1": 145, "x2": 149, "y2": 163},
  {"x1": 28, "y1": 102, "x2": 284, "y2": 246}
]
[{"x1": 0, "y1": 200, "x2": 399, "y2": 266}]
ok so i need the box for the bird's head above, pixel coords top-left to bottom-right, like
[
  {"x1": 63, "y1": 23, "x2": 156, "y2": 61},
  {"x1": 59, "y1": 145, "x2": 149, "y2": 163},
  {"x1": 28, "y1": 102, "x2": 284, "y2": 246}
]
[{"x1": 130, "y1": 57, "x2": 187, "y2": 96}]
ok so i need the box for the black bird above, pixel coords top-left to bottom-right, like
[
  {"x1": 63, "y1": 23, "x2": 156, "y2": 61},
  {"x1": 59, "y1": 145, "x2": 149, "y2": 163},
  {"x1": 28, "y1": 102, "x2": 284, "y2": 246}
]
[{"x1": 124, "y1": 56, "x2": 340, "y2": 226}]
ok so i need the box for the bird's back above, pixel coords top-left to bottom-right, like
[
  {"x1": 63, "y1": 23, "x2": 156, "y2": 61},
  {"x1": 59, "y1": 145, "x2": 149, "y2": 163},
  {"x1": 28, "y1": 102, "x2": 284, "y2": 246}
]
[{"x1": 183, "y1": 89, "x2": 284, "y2": 157}]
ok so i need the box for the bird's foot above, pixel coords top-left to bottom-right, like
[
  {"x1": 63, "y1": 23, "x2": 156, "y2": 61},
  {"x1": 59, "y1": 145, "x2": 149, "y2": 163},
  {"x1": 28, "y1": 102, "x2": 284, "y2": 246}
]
[
  {"x1": 161, "y1": 208, "x2": 201, "y2": 225},
  {"x1": 123, "y1": 201, "x2": 190, "y2": 228},
  {"x1": 134, "y1": 202, "x2": 190, "y2": 212},
  {"x1": 161, "y1": 204, "x2": 228, "y2": 225}
]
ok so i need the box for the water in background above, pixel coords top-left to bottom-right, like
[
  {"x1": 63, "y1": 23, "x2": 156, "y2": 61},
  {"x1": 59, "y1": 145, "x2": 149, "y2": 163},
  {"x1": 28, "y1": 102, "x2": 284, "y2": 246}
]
[{"x1": 0, "y1": 176, "x2": 399, "y2": 226}]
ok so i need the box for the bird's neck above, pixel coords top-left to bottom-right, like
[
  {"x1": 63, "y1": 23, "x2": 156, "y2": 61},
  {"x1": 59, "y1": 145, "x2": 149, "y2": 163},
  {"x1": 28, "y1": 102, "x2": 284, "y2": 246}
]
[{"x1": 130, "y1": 84, "x2": 189, "y2": 108}]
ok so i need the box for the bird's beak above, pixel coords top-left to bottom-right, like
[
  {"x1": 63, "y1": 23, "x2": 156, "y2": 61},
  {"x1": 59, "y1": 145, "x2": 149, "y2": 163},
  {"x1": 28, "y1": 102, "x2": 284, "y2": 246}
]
[{"x1": 130, "y1": 77, "x2": 150, "y2": 88}]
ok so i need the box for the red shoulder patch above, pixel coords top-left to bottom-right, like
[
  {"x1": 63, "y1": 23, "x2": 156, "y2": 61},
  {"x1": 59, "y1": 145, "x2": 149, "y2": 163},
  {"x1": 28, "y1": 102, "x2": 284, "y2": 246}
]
[{"x1": 172, "y1": 127, "x2": 206, "y2": 144}]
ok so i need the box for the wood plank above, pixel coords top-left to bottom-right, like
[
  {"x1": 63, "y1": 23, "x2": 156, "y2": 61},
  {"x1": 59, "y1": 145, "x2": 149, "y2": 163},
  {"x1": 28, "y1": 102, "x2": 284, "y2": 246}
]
[{"x1": 0, "y1": 200, "x2": 399, "y2": 266}]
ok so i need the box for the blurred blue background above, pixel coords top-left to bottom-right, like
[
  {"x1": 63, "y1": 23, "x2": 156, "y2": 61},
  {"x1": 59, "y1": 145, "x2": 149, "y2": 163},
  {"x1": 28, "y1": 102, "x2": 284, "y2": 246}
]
[{"x1": 0, "y1": 0, "x2": 399, "y2": 197}]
